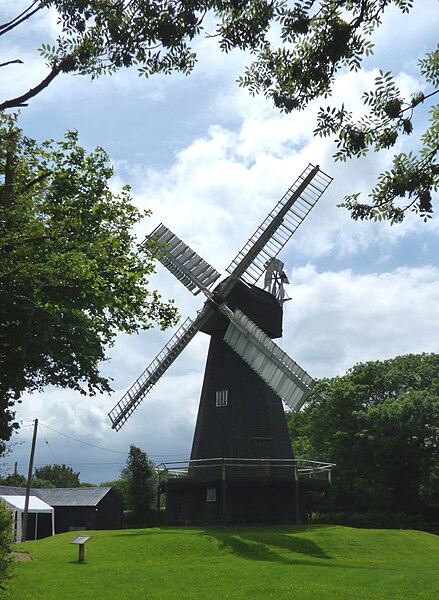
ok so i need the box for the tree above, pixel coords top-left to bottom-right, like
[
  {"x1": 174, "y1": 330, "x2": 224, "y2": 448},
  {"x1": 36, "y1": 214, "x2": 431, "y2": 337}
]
[
  {"x1": 121, "y1": 445, "x2": 157, "y2": 524},
  {"x1": 0, "y1": 113, "x2": 178, "y2": 449},
  {"x1": 99, "y1": 479, "x2": 128, "y2": 504},
  {"x1": 240, "y1": 2, "x2": 438, "y2": 223},
  {"x1": 0, "y1": 503, "x2": 12, "y2": 591},
  {"x1": 29, "y1": 478, "x2": 55, "y2": 489},
  {"x1": 1, "y1": 1, "x2": 437, "y2": 221},
  {"x1": 33, "y1": 464, "x2": 80, "y2": 487},
  {"x1": 0, "y1": 473, "x2": 26, "y2": 487},
  {"x1": 287, "y1": 353, "x2": 439, "y2": 516}
]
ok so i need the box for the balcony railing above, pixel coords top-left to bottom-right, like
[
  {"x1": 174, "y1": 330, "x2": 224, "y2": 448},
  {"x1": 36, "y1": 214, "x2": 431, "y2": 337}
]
[{"x1": 157, "y1": 457, "x2": 335, "y2": 485}]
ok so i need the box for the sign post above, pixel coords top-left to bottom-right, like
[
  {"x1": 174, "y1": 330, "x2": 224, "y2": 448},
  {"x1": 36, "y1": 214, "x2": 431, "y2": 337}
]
[{"x1": 70, "y1": 535, "x2": 92, "y2": 563}]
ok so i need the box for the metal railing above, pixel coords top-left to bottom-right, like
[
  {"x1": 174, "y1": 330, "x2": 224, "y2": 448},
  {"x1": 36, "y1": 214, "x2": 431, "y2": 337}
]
[{"x1": 157, "y1": 457, "x2": 335, "y2": 485}]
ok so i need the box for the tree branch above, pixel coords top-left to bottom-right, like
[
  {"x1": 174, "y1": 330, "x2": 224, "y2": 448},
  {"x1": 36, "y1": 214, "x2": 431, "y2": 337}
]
[
  {"x1": 0, "y1": 66, "x2": 61, "y2": 111},
  {"x1": 0, "y1": 3, "x2": 42, "y2": 37},
  {"x1": 0, "y1": 59, "x2": 24, "y2": 68},
  {"x1": 21, "y1": 171, "x2": 52, "y2": 194},
  {"x1": 0, "y1": 234, "x2": 49, "y2": 249}
]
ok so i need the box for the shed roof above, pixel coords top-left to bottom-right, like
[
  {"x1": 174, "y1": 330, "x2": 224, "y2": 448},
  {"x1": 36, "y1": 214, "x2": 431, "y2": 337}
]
[
  {"x1": 0, "y1": 495, "x2": 54, "y2": 513},
  {"x1": 0, "y1": 486, "x2": 113, "y2": 507},
  {"x1": 0, "y1": 486, "x2": 26, "y2": 495},
  {"x1": 35, "y1": 487, "x2": 112, "y2": 507}
]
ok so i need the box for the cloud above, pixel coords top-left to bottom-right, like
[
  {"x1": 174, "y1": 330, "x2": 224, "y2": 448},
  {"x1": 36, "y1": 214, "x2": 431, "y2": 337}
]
[
  {"x1": 124, "y1": 101, "x2": 436, "y2": 278},
  {"x1": 11, "y1": 262, "x2": 438, "y2": 483},
  {"x1": 2, "y1": 0, "x2": 438, "y2": 484},
  {"x1": 283, "y1": 264, "x2": 439, "y2": 377}
]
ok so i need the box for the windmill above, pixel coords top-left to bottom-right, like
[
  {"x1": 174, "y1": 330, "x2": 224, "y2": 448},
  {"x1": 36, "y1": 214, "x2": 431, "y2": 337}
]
[{"x1": 109, "y1": 164, "x2": 333, "y2": 524}]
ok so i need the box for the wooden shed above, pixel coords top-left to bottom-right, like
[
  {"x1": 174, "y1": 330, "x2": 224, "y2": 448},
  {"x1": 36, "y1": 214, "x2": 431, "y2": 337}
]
[
  {"x1": 0, "y1": 494, "x2": 55, "y2": 541},
  {"x1": 0, "y1": 486, "x2": 123, "y2": 537}
]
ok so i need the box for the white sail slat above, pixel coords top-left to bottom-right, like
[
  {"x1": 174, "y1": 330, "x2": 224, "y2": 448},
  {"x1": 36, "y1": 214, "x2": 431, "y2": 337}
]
[
  {"x1": 146, "y1": 224, "x2": 221, "y2": 296},
  {"x1": 222, "y1": 307, "x2": 315, "y2": 411}
]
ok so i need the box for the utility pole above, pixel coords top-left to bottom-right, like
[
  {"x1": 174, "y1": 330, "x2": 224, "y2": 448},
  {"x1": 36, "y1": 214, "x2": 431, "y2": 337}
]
[{"x1": 22, "y1": 418, "x2": 38, "y2": 543}]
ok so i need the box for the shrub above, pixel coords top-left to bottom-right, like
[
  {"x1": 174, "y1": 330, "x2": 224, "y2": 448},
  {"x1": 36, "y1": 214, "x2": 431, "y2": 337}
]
[
  {"x1": 0, "y1": 503, "x2": 13, "y2": 590},
  {"x1": 123, "y1": 509, "x2": 163, "y2": 528},
  {"x1": 311, "y1": 511, "x2": 425, "y2": 530}
]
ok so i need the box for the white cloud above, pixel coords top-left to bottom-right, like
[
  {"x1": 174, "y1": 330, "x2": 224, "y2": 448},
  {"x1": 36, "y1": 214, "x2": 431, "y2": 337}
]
[
  {"x1": 2, "y1": 0, "x2": 438, "y2": 484},
  {"x1": 373, "y1": 1, "x2": 439, "y2": 66},
  {"x1": 284, "y1": 265, "x2": 439, "y2": 377},
  {"x1": 10, "y1": 262, "x2": 438, "y2": 483},
  {"x1": 124, "y1": 104, "x2": 435, "y2": 276}
]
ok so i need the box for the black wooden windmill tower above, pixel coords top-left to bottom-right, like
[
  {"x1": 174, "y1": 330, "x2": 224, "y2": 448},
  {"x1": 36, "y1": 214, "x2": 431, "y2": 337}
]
[{"x1": 109, "y1": 164, "x2": 333, "y2": 524}]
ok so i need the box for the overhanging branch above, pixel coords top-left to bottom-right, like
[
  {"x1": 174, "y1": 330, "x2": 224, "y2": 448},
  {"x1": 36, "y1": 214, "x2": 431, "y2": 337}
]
[
  {"x1": 0, "y1": 3, "x2": 42, "y2": 36},
  {"x1": 0, "y1": 67, "x2": 61, "y2": 111},
  {"x1": 0, "y1": 59, "x2": 24, "y2": 68}
]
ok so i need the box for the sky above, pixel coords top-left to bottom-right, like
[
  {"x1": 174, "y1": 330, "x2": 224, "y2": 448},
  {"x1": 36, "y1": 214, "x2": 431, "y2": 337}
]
[{"x1": 1, "y1": 1, "x2": 438, "y2": 484}]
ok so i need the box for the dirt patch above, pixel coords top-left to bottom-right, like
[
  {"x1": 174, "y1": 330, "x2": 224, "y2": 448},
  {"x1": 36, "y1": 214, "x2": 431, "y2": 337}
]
[{"x1": 12, "y1": 552, "x2": 33, "y2": 562}]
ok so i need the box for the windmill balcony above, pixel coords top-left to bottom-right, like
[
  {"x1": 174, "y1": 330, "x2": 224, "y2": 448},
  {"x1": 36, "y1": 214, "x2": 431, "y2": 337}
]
[
  {"x1": 156, "y1": 458, "x2": 335, "y2": 526},
  {"x1": 157, "y1": 457, "x2": 334, "y2": 485}
]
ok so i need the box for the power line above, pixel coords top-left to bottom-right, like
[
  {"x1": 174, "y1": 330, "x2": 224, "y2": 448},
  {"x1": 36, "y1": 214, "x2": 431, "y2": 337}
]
[
  {"x1": 38, "y1": 422, "x2": 128, "y2": 455},
  {"x1": 39, "y1": 428, "x2": 59, "y2": 465},
  {"x1": 37, "y1": 462, "x2": 126, "y2": 467},
  {"x1": 18, "y1": 420, "x2": 190, "y2": 459}
]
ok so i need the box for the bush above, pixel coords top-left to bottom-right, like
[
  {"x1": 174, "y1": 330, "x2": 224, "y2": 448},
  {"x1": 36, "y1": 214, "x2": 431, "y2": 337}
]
[
  {"x1": 311, "y1": 510, "x2": 425, "y2": 530},
  {"x1": 0, "y1": 503, "x2": 13, "y2": 590},
  {"x1": 123, "y1": 509, "x2": 163, "y2": 528}
]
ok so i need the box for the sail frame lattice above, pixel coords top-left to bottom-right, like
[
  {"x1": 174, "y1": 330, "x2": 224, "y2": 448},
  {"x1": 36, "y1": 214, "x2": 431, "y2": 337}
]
[
  {"x1": 226, "y1": 164, "x2": 332, "y2": 286},
  {"x1": 108, "y1": 316, "x2": 200, "y2": 430}
]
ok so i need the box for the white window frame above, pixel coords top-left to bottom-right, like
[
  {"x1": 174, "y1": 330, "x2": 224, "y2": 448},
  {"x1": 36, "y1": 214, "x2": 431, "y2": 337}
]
[
  {"x1": 215, "y1": 389, "x2": 228, "y2": 407},
  {"x1": 206, "y1": 487, "x2": 217, "y2": 502}
]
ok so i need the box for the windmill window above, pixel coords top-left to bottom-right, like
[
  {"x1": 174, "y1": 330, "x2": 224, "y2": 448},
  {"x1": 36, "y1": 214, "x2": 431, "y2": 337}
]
[
  {"x1": 215, "y1": 390, "x2": 228, "y2": 407},
  {"x1": 206, "y1": 487, "x2": 217, "y2": 502}
]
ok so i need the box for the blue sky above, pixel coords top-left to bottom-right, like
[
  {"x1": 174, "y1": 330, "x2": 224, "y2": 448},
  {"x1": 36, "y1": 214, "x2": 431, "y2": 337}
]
[{"x1": 1, "y1": 1, "x2": 438, "y2": 484}]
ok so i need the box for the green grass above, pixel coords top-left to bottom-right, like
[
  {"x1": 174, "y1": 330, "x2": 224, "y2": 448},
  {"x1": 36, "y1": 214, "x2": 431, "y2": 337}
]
[{"x1": 5, "y1": 525, "x2": 439, "y2": 599}]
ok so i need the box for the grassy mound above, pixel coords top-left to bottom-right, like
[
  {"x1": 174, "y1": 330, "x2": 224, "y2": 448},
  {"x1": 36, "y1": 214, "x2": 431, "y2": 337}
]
[{"x1": 5, "y1": 525, "x2": 439, "y2": 599}]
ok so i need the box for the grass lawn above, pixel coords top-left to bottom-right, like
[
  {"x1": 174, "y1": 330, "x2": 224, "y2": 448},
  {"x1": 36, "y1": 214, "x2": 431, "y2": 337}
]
[{"x1": 4, "y1": 525, "x2": 439, "y2": 599}]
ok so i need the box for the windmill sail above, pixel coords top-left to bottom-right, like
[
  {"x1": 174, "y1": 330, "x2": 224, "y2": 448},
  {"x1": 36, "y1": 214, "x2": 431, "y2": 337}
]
[
  {"x1": 147, "y1": 223, "x2": 221, "y2": 296},
  {"x1": 226, "y1": 164, "x2": 332, "y2": 287},
  {"x1": 108, "y1": 308, "x2": 211, "y2": 430},
  {"x1": 222, "y1": 307, "x2": 315, "y2": 411},
  {"x1": 109, "y1": 164, "x2": 332, "y2": 432}
]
